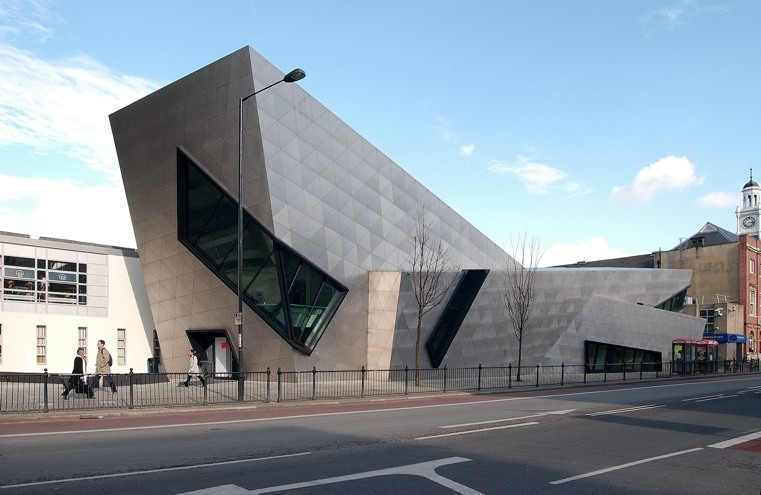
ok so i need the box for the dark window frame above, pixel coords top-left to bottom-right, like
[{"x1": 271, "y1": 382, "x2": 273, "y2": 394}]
[{"x1": 176, "y1": 148, "x2": 347, "y2": 355}]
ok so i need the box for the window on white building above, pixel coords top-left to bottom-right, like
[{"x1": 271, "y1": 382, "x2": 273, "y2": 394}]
[
  {"x1": 78, "y1": 327, "x2": 87, "y2": 349},
  {"x1": 117, "y1": 328, "x2": 126, "y2": 366},
  {"x1": 36, "y1": 325, "x2": 46, "y2": 365},
  {"x1": 2, "y1": 256, "x2": 88, "y2": 305}
]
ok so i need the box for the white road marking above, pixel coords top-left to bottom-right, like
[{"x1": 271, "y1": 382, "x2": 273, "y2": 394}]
[
  {"x1": 441, "y1": 409, "x2": 575, "y2": 428},
  {"x1": 550, "y1": 448, "x2": 703, "y2": 485},
  {"x1": 694, "y1": 394, "x2": 739, "y2": 402},
  {"x1": 709, "y1": 431, "x2": 761, "y2": 449},
  {"x1": 0, "y1": 452, "x2": 311, "y2": 490},
  {"x1": 246, "y1": 456, "x2": 481, "y2": 495},
  {"x1": 585, "y1": 404, "x2": 665, "y2": 416},
  {"x1": 416, "y1": 421, "x2": 538, "y2": 440},
  {"x1": 176, "y1": 457, "x2": 484, "y2": 495},
  {"x1": 682, "y1": 394, "x2": 739, "y2": 402}
]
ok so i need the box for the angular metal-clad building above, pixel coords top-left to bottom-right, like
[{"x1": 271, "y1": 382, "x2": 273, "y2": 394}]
[{"x1": 110, "y1": 46, "x2": 705, "y2": 374}]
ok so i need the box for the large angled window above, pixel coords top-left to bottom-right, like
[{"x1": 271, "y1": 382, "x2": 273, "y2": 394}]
[
  {"x1": 177, "y1": 149, "x2": 347, "y2": 355},
  {"x1": 426, "y1": 269, "x2": 489, "y2": 368}
]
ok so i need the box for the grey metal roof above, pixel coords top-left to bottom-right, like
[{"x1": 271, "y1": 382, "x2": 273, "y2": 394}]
[{"x1": 672, "y1": 222, "x2": 738, "y2": 250}]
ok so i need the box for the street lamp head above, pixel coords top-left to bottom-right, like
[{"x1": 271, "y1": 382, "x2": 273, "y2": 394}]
[{"x1": 283, "y1": 68, "x2": 306, "y2": 83}]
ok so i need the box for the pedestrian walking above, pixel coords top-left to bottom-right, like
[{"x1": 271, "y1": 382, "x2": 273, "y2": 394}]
[
  {"x1": 62, "y1": 347, "x2": 93, "y2": 399},
  {"x1": 94, "y1": 339, "x2": 117, "y2": 395},
  {"x1": 184, "y1": 349, "x2": 206, "y2": 387}
]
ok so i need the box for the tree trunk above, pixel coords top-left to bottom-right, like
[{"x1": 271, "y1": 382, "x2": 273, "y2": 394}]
[
  {"x1": 516, "y1": 334, "x2": 523, "y2": 381},
  {"x1": 415, "y1": 307, "x2": 423, "y2": 386}
]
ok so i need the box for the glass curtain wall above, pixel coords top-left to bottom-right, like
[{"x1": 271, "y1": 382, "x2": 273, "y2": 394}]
[{"x1": 176, "y1": 149, "x2": 347, "y2": 355}]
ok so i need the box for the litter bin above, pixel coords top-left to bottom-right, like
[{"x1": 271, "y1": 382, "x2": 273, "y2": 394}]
[{"x1": 147, "y1": 357, "x2": 158, "y2": 373}]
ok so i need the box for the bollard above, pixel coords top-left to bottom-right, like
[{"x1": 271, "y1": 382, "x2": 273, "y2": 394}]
[
  {"x1": 477, "y1": 364, "x2": 482, "y2": 391},
  {"x1": 535, "y1": 364, "x2": 540, "y2": 387},
  {"x1": 443, "y1": 365, "x2": 447, "y2": 393},
  {"x1": 561, "y1": 363, "x2": 565, "y2": 386},
  {"x1": 508, "y1": 364, "x2": 512, "y2": 389}
]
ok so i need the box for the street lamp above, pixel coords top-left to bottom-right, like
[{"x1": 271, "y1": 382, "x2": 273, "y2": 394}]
[{"x1": 236, "y1": 68, "x2": 306, "y2": 385}]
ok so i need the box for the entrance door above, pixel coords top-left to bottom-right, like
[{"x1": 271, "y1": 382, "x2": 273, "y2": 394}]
[{"x1": 214, "y1": 336, "x2": 232, "y2": 377}]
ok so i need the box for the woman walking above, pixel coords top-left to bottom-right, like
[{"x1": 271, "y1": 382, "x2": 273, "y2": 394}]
[{"x1": 184, "y1": 349, "x2": 206, "y2": 387}]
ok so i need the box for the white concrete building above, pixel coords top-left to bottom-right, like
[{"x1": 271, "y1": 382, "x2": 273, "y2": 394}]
[{"x1": 0, "y1": 232, "x2": 155, "y2": 374}]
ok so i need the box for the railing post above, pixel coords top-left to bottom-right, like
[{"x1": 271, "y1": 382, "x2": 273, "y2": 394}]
[
  {"x1": 43, "y1": 368, "x2": 49, "y2": 413},
  {"x1": 508, "y1": 364, "x2": 512, "y2": 389},
  {"x1": 360, "y1": 366, "x2": 366, "y2": 398},
  {"x1": 129, "y1": 368, "x2": 135, "y2": 409},
  {"x1": 202, "y1": 368, "x2": 208, "y2": 405},
  {"x1": 535, "y1": 364, "x2": 540, "y2": 387},
  {"x1": 561, "y1": 362, "x2": 565, "y2": 386},
  {"x1": 443, "y1": 365, "x2": 447, "y2": 393},
  {"x1": 237, "y1": 369, "x2": 244, "y2": 402},
  {"x1": 477, "y1": 364, "x2": 482, "y2": 391},
  {"x1": 404, "y1": 366, "x2": 409, "y2": 395},
  {"x1": 311, "y1": 366, "x2": 317, "y2": 401},
  {"x1": 277, "y1": 368, "x2": 282, "y2": 403},
  {"x1": 265, "y1": 367, "x2": 271, "y2": 403},
  {"x1": 584, "y1": 363, "x2": 587, "y2": 384}
]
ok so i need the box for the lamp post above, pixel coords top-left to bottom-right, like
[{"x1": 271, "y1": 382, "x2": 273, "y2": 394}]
[{"x1": 236, "y1": 68, "x2": 305, "y2": 398}]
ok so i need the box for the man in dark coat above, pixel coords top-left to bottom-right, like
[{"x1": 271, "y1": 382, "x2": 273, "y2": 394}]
[{"x1": 62, "y1": 347, "x2": 93, "y2": 399}]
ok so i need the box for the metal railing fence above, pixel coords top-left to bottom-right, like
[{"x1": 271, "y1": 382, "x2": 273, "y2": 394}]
[{"x1": 1, "y1": 358, "x2": 758, "y2": 414}]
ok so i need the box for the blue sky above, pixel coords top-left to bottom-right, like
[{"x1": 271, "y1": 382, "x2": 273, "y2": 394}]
[{"x1": 0, "y1": 1, "x2": 757, "y2": 266}]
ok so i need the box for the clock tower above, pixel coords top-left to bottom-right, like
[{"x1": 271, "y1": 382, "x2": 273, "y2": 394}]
[{"x1": 737, "y1": 169, "x2": 761, "y2": 238}]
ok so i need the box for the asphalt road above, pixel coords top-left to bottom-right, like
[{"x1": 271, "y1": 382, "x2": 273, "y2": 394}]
[{"x1": 1, "y1": 375, "x2": 759, "y2": 494}]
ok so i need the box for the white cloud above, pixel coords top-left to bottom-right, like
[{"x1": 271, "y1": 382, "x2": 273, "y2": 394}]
[
  {"x1": 642, "y1": 0, "x2": 728, "y2": 32},
  {"x1": 0, "y1": 44, "x2": 157, "y2": 183},
  {"x1": 695, "y1": 191, "x2": 737, "y2": 208},
  {"x1": 0, "y1": 32, "x2": 157, "y2": 247},
  {"x1": 0, "y1": 0, "x2": 58, "y2": 43},
  {"x1": 487, "y1": 154, "x2": 572, "y2": 194},
  {"x1": 459, "y1": 143, "x2": 475, "y2": 157},
  {"x1": 0, "y1": 174, "x2": 135, "y2": 247},
  {"x1": 610, "y1": 156, "x2": 704, "y2": 204},
  {"x1": 539, "y1": 237, "x2": 630, "y2": 267}
]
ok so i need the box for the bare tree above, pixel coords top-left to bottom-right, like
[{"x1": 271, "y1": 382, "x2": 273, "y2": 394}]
[
  {"x1": 406, "y1": 209, "x2": 458, "y2": 385},
  {"x1": 503, "y1": 233, "x2": 542, "y2": 381}
]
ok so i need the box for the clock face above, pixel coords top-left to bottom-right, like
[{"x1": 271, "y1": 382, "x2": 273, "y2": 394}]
[{"x1": 743, "y1": 216, "x2": 756, "y2": 228}]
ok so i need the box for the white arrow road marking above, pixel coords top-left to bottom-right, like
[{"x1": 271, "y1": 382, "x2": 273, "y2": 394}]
[{"x1": 217, "y1": 457, "x2": 482, "y2": 495}]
